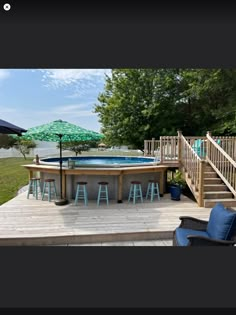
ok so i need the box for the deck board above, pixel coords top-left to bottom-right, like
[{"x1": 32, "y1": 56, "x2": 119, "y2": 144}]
[{"x1": 0, "y1": 190, "x2": 217, "y2": 245}]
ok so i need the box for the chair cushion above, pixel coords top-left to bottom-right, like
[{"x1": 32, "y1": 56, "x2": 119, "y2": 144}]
[
  {"x1": 175, "y1": 228, "x2": 209, "y2": 246},
  {"x1": 206, "y1": 203, "x2": 236, "y2": 240}
]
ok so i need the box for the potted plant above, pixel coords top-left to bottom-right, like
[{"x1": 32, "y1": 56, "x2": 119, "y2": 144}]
[{"x1": 169, "y1": 170, "x2": 186, "y2": 201}]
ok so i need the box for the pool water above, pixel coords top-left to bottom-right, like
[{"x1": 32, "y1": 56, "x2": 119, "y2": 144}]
[{"x1": 40, "y1": 156, "x2": 157, "y2": 167}]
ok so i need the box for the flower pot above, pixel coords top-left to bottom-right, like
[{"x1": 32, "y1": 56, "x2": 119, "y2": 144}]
[{"x1": 169, "y1": 184, "x2": 182, "y2": 201}]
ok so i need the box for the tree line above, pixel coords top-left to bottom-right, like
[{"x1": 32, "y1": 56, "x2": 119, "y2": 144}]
[{"x1": 94, "y1": 69, "x2": 236, "y2": 150}]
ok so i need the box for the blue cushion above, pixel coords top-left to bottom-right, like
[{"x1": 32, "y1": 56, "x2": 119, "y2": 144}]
[
  {"x1": 192, "y1": 139, "x2": 206, "y2": 157},
  {"x1": 206, "y1": 203, "x2": 236, "y2": 240},
  {"x1": 175, "y1": 228, "x2": 209, "y2": 246}
]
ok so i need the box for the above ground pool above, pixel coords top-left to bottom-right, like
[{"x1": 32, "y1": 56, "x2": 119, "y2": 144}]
[
  {"x1": 39, "y1": 156, "x2": 157, "y2": 167},
  {"x1": 28, "y1": 155, "x2": 165, "y2": 202}
]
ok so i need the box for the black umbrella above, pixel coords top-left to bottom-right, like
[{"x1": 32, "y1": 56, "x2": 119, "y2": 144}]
[{"x1": 0, "y1": 118, "x2": 27, "y2": 135}]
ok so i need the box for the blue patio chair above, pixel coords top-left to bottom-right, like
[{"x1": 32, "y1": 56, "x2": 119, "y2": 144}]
[{"x1": 173, "y1": 202, "x2": 236, "y2": 246}]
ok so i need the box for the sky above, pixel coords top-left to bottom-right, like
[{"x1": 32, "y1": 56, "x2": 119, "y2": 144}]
[{"x1": 0, "y1": 69, "x2": 111, "y2": 132}]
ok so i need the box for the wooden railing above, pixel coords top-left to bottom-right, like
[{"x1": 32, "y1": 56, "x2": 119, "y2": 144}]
[
  {"x1": 144, "y1": 138, "x2": 160, "y2": 156},
  {"x1": 181, "y1": 135, "x2": 204, "y2": 206},
  {"x1": 183, "y1": 137, "x2": 207, "y2": 159},
  {"x1": 144, "y1": 137, "x2": 178, "y2": 162},
  {"x1": 159, "y1": 136, "x2": 178, "y2": 163},
  {"x1": 144, "y1": 133, "x2": 236, "y2": 205},
  {"x1": 206, "y1": 133, "x2": 236, "y2": 197},
  {"x1": 212, "y1": 136, "x2": 236, "y2": 160}
]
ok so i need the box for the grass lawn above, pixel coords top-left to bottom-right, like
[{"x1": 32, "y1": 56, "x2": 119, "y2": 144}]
[{"x1": 0, "y1": 157, "x2": 33, "y2": 205}]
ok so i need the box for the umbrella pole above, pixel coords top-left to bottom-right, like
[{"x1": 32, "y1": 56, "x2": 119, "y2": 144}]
[{"x1": 55, "y1": 136, "x2": 68, "y2": 206}]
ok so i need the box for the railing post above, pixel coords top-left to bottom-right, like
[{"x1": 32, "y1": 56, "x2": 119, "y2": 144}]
[
  {"x1": 144, "y1": 140, "x2": 147, "y2": 156},
  {"x1": 206, "y1": 131, "x2": 212, "y2": 160},
  {"x1": 199, "y1": 160, "x2": 205, "y2": 207},
  {"x1": 160, "y1": 136, "x2": 163, "y2": 163},
  {"x1": 177, "y1": 130, "x2": 182, "y2": 165},
  {"x1": 151, "y1": 137, "x2": 155, "y2": 157}
]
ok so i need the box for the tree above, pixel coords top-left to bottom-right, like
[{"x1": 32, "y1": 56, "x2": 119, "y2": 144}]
[
  {"x1": 94, "y1": 69, "x2": 236, "y2": 150},
  {"x1": 0, "y1": 134, "x2": 16, "y2": 149},
  {"x1": 95, "y1": 69, "x2": 186, "y2": 149},
  {"x1": 13, "y1": 137, "x2": 37, "y2": 159},
  {"x1": 57, "y1": 141, "x2": 97, "y2": 156}
]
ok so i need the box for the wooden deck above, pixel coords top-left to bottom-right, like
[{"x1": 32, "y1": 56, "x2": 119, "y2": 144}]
[{"x1": 0, "y1": 190, "x2": 213, "y2": 245}]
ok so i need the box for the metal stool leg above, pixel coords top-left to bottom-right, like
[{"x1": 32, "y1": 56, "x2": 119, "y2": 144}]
[
  {"x1": 133, "y1": 184, "x2": 137, "y2": 204},
  {"x1": 42, "y1": 182, "x2": 46, "y2": 200},
  {"x1": 151, "y1": 183, "x2": 154, "y2": 202},
  {"x1": 52, "y1": 181, "x2": 57, "y2": 199},
  {"x1": 83, "y1": 185, "x2": 88, "y2": 206},
  {"x1": 146, "y1": 182, "x2": 151, "y2": 199},
  {"x1": 138, "y1": 184, "x2": 143, "y2": 203},
  {"x1": 105, "y1": 185, "x2": 109, "y2": 205},
  {"x1": 128, "y1": 184, "x2": 133, "y2": 202},
  {"x1": 155, "y1": 183, "x2": 160, "y2": 201},
  {"x1": 74, "y1": 184, "x2": 80, "y2": 206},
  {"x1": 97, "y1": 185, "x2": 101, "y2": 206}
]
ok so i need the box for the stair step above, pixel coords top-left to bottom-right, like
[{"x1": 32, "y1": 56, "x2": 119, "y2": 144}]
[
  {"x1": 204, "y1": 184, "x2": 228, "y2": 191},
  {"x1": 204, "y1": 172, "x2": 218, "y2": 178},
  {"x1": 204, "y1": 199, "x2": 236, "y2": 208},
  {"x1": 204, "y1": 178, "x2": 222, "y2": 184},
  {"x1": 205, "y1": 166, "x2": 214, "y2": 172},
  {"x1": 204, "y1": 191, "x2": 233, "y2": 199}
]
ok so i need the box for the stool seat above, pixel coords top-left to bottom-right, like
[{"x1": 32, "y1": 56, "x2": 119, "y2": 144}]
[
  {"x1": 128, "y1": 181, "x2": 143, "y2": 204},
  {"x1": 75, "y1": 182, "x2": 88, "y2": 206},
  {"x1": 42, "y1": 179, "x2": 57, "y2": 202},
  {"x1": 97, "y1": 182, "x2": 109, "y2": 205}
]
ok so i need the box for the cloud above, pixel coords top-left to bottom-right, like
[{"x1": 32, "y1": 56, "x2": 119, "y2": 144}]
[
  {"x1": 39, "y1": 69, "x2": 111, "y2": 89},
  {"x1": 0, "y1": 70, "x2": 10, "y2": 80}
]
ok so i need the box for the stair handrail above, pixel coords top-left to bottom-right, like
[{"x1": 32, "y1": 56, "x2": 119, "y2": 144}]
[
  {"x1": 207, "y1": 134, "x2": 236, "y2": 168},
  {"x1": 181, "y1": 135, "x2": 205, "y2": 206},
  {"x1": 207, "y1": 133, "x2": 236, "y2": 197},
  {"x1": 181, "y1": 135, "x2": 203, "y2": 161}
]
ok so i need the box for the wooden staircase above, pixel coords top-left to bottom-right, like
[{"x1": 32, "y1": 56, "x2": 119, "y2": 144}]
[
  {"x1": 145, "y1": 132, "x2": 236, "y2": 208},
  {"x1": 194, "y1": 163, "x2": 236, "y2": 208}
]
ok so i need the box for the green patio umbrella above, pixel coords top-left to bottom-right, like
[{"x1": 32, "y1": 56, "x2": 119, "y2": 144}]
[{"x1": 22, "y1": 119, "x2": 103, "y2": 205}]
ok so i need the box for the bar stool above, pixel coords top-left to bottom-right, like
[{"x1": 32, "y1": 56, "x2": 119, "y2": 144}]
[
  {"x1": 97, "y1": 182, "x2": 109, "y2": 206},
  {"x1": 128, "y1": 181, "x2": 143, "y2": 204},
  {"x1": 27, "y1": 177, "x2": 42, "y2": 200},
  {"x1": 74, "y1": 182, "x2": 88, "y2": 206},
  {"x1": 146, "y1": 180, "x2": 160, "y2": 202},
  {"x1": 42, "y1": 179, "x2": 57, "y2": 202}
]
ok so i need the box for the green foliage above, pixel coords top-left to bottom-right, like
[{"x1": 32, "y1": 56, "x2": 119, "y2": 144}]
[
  {"x1": 169, "y1": 170, "x2": 186, "y2": 188},
  {"x1": 0, "y1": 134, "x2": 17, "y2": 149},
  {"x1": 94, "y1": 69, "x2": 236, "y2": 149},
  {"x1": 58, "y1": 141, "x2": 97, "y2": 156},
  {"x1": 13, "y1": 137, "x2": 37, "y2": 160}
]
